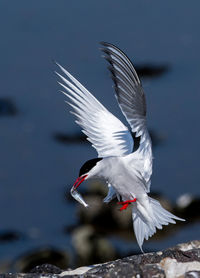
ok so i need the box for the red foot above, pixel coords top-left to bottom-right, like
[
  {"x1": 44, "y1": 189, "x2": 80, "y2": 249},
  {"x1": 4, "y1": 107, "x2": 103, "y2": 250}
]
[{"x1": 117, "y1": 198, "x2": 137, "y2": 211}]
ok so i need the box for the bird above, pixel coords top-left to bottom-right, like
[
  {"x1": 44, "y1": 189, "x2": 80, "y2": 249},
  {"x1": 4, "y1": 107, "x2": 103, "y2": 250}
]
[{"x1": 55, "y1": 42, "x2": 185, "y2": 252}]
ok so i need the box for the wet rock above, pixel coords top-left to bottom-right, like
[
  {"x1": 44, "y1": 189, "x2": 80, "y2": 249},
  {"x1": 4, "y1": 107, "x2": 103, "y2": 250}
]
[
  {"x1": 135, "y1": 64, "x2": 169, "y2": 78},
  {"x1": 175, "y1": 193, "x2": 200, "y2": 221},
  {"x1": 30, "y1": 263, "x2": 63, "y2": 274},
  {"x1": 77, "y1": 195, "x2": 116, "y2": 229},
  {"x1": 0, "y1": 230, "x2": 23, "y2": 242},
  {"x1": 0, "y1": 98, "x2": 18, "y2": 116},
  {"x1": 83, "y1": 240, "x2": 200, "y2": 277},
  {"x1": 72, "y1": 225, "x2": 118, "y2": 266},
  {"x1": 53, "y1": 132, "x2": 88, "y2": 144},
  {"x1": 13, "y1": 247, "x2": 69, "y2": 273},
  {"x1": 1, "y1": 240, "x2": 200, "y2": 277},
  {"x1": 0, "y1": 275, "x2": 58, "y2": 278},
  {"x1": 185, "y1": 271, "x2": 200, "y2": 278}
]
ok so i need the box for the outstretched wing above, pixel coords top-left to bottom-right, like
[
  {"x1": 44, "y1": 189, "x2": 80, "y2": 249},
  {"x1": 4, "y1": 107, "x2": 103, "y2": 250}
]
[
  {"x1": 100, "y1": 42, "x2": 152, "y2": 192},
  {"x1": 100, "y1": 42, "x2": 147, "y2": 137},
  {"x1": 55, "y1": 62, "x2": 133, "y2": 158}
]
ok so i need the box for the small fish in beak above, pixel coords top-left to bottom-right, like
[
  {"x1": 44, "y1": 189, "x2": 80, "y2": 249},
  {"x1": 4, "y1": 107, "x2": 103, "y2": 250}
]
[{"x1": 70, "y1": 175, "x2": 88, "y2": 207}]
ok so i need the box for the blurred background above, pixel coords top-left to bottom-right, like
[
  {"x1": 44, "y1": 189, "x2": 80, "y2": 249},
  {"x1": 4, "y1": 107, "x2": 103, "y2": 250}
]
[{"x1": 0, "y1": 0, "x2": 200, "y2": 273}]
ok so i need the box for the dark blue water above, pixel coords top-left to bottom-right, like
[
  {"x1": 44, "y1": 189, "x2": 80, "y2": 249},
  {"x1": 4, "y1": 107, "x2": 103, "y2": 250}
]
[{"x1": 0, "y1": 0, "x2": 200, "y2": 271}]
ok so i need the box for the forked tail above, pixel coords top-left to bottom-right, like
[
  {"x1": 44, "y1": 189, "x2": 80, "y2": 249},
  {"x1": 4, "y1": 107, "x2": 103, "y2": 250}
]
[{"x1": 132, "y1": 197, "x2": 185, "y2": 252}]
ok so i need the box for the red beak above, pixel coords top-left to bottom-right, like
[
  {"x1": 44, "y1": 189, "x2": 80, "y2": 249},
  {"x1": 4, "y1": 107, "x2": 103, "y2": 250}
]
[{"x1": 72, "y1": 174, "x2": 88, "y2": 189}]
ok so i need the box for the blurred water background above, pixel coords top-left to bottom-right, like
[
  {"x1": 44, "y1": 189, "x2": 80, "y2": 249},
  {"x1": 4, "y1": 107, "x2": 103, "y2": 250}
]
[{"x1": 0, "y1": 0, "x2": 200, "y2": 272}]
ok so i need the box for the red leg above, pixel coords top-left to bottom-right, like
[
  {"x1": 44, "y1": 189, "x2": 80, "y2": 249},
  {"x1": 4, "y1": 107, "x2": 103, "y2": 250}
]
[{"x1": 117, "y1": 198, "x2": 137, "y2": 211}]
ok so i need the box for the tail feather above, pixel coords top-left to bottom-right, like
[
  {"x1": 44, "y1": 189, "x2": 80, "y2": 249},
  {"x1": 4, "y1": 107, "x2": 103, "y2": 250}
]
[{"x1": 132, "y1": 197, "x2": 185, "y2": 252}]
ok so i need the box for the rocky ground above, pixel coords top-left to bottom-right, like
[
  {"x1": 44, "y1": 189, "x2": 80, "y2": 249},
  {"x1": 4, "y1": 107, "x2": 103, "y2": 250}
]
[{"x1": 1, "y1": 240, "x2": 200, "y2": 278}]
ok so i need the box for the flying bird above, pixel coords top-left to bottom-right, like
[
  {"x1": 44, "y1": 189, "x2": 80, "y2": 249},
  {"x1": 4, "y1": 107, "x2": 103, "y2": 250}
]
[{"x1": 55, "y1": 42, "x2": 184, "y2": 251}]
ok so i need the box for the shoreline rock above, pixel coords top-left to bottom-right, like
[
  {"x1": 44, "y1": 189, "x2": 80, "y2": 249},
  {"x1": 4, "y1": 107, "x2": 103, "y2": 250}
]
[{"x1": 1, "y1": 240, "x2": 200, "y2": 278}]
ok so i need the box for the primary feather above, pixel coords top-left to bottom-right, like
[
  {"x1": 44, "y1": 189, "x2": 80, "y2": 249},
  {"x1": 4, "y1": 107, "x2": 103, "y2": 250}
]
[
  {"x1": 55, "y1": 62, "x2": 133, "y2": 158},
  {"x1": 100, "y1": 42, "x2": 152, "y2": 192}
]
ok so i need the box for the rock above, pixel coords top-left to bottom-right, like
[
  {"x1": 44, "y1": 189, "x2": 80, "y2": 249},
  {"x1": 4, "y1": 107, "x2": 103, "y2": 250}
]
[
  {"x1": 77, "y1": 194, "x2": 116, "y2": 229},
  {"x1": 175, "y1": 193, "x2": 200, "y2": 221},
  {"x1": 72, "y1": 225, "x2": 118, "y2": 266},
  {"x1": 0, "y1": 275, "x2": 59, "y2": 278},
  {"x1": 1, "y1": 240, "x2": 200, "y2": 277},
  {"x1": 0, "y1": 230, "x2": 23, "y2": 242},
  {"x1": 53, "y1": 132, "x2": 88, "y2": 144},
  {"x1": 185, "y1": 271, "x2": 200, "y2": 278},
  {"x1": 82, "y1": 240, "x2": 200, "y2": 278},
  {"x1": 30, "y1": 263, "x2": 63, "y2": 274},
  {"x1": 0, "y1": 98, "x2": 18, "y2": 116},
  {"x1": 12, "y1": 247, "x2": 69, "y2": 273},
  {"x1": 134, "y1": 64, "x2": 169, "y2": 78}
]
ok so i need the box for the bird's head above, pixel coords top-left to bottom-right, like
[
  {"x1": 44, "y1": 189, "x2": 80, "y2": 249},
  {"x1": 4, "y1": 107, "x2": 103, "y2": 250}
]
[{"x1": 72, "y1": 158, "x2": 102, "y2": 190}]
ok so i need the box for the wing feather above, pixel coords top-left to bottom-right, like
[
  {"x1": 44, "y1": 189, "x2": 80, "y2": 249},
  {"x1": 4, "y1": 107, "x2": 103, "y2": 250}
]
[
  {"x1": 100, "y1": 42, "x2": 153, "y2": 192},
  {"x1": 100, "y1": 42, "x2": 147, "y2": 133},
  {"x1": 55, "y1": 62, "x2": 133, "y2": 158}
]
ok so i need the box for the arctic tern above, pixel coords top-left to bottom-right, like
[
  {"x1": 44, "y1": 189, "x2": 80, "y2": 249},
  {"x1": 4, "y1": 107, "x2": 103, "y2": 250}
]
[{"x1": 55, "y1": 42, "x2": 184, "y2": 251}]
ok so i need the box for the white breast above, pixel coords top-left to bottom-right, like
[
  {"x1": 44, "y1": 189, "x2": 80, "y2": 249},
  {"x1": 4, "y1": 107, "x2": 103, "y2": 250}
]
[{"x1": 90, "y1": 157, "x2": 147, "y2": 201}]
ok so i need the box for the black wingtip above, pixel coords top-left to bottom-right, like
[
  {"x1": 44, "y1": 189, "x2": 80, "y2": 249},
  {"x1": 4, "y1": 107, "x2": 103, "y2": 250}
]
[
  {"x1": 100, "y1": 48, "x2": 110, "y2": 56},
  {"x1": 107, "y1": 65, "x2": 115, "y2": 75},
  {"x1": 99, "y1": 41, "x2": 116, "y2": 49},
  {"x1": 99, "y1": 41, "x2": 109, "y2": 46}
]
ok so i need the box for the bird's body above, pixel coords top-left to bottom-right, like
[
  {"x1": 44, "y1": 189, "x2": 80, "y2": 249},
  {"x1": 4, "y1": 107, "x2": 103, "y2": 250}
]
[
  {"x1": 55, "y1": 42, "x2": 184, "y2": 251},
  {"x1": 88, "y1": 156, "x2": 146, "y2": 199}
]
